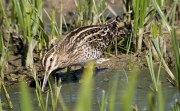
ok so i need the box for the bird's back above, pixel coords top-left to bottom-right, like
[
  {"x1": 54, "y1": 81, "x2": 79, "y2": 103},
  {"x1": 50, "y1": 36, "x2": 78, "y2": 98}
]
[{"x1": 54, "y1": 16, "x2": 126, "y2": 66}]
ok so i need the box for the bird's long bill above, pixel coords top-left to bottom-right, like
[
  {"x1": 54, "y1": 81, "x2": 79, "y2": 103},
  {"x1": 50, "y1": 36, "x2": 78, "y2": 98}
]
[{"x1": 41, "y1": 71, "x2": 50, "y2": 92}]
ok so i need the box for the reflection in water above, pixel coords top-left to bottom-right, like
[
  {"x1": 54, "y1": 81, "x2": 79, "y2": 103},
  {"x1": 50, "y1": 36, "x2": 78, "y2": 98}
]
[{"x1": 2, "y1": 69, "x2": 179, "y2": 111}]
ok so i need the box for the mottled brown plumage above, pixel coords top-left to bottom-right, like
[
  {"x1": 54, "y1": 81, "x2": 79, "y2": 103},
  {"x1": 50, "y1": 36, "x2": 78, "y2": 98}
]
[{"x1": 41, "y1": 16, "x2": 128, "y2": 91}]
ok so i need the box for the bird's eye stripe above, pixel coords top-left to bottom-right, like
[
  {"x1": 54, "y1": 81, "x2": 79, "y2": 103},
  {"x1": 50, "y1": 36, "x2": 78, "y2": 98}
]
[{"x1": 47, "y1": 65, "x2": 51, "y2": 71}]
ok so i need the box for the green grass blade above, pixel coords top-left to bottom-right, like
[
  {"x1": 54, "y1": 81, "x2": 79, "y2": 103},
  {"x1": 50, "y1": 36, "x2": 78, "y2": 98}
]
[
  {"x1": 109, "y1": 73, "x2": 118, "y2": 111},
  {"x1": 2, "y1": 82, "x2": 13, "y2": 109},
  {"x1": 121, "y1": 68, "x2": 139, "y2": 111},
  {"x1": 151, "y1": 0, "x2": 171, "y2": 32},
  {"x1": 13, "y1": 0, "x2": 25, "y2": 30},
  {"x1": 100, "y1": 90, "x2": 107, "y2": 111},
  {"x1": 33, "y1": 72, "x2": 46, "y2": 111},
  {"x1": 148, "y1": 93, "x2": 156, "y2": 111},
  {"x1": 171, "y1": 28, "x2": 180, "y2": 90},
  {"x1": 139, "y1": 0, "x2": 147, "y2": 28},
  {"x1": 75, "y1": 61, "x2": 95, "y2": 111},
  {"x1": 56, "y1": 79, "x2": 68, "y2": 111},
  {"x1": 20, "y1": 81, "x2": 33, "y2": 111},
  {"x1": 146, "y1": 50, "x2": 158, "y2": 91},
  {"x1": 0, "y1": 0, "x2": 10, "y2": 29},
  {"x1": 59, "y1": 93, "x2": 68, "y2": 111},
  {"x1": 132, "y1": 0, "x2": 140, "y2": 35},
  {"x1": 157, "y1": 83, "x2": 165, "y2": 111}
]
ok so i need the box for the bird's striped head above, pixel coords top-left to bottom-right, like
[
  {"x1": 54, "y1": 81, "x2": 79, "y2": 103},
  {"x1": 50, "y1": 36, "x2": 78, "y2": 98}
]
[{"x1": 41, "y1": 48, "x2": 61, "y2": 92}]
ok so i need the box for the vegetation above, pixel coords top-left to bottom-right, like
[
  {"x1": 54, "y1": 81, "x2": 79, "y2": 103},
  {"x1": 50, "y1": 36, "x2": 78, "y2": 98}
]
[{"x1": 0, "y1": 0, "x2": 180, "y2": 110}]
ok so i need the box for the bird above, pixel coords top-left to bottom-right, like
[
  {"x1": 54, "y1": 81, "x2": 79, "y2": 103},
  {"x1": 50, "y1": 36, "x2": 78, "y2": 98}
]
[{"x1": 41, "y1": 15, "x2": 129, "y2": 92}]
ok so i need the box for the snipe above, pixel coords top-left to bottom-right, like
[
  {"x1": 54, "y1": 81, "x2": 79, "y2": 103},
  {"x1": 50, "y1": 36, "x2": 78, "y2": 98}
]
[{"x1": 41, "y1": 15, "x2": 130, "y2": 92}]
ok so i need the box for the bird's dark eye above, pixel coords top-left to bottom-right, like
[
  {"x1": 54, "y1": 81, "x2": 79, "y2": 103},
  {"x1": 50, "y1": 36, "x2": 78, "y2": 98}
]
[{"x1": 50, "y1": 58, "x2": 53, "y2": 61}]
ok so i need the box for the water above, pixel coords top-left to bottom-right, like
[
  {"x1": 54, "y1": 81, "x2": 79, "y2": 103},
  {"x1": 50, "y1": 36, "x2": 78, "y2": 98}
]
[{"x1": 2, "y1": 69, "x2": 179, "y2": 111}]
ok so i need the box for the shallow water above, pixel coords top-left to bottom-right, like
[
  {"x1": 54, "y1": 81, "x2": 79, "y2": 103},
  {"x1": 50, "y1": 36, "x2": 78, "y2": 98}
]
[{"x1": 2, "y1": 69, "x2": 180, "y2": 111}]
